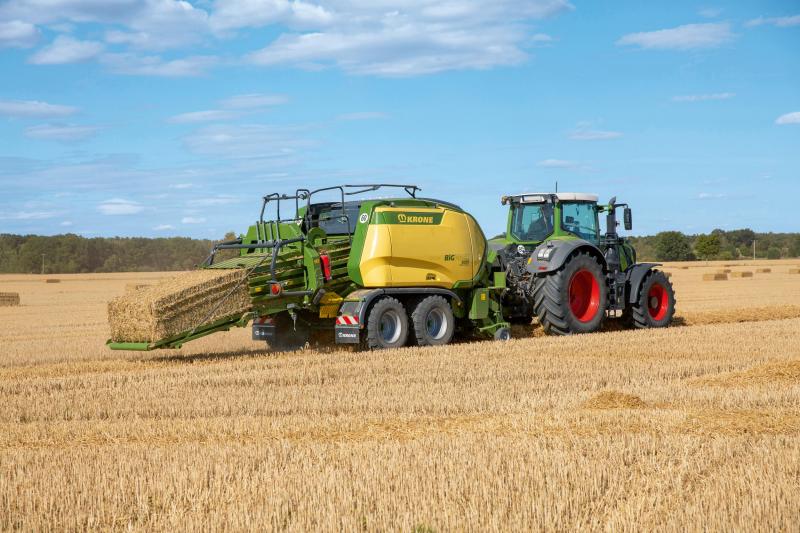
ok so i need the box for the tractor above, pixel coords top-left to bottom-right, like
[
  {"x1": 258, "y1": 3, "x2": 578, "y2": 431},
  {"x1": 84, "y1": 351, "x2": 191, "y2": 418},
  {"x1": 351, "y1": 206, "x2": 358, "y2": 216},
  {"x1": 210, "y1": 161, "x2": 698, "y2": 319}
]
[{"x1": 489, "y1": 193, "x2": 676, "y2": 335}]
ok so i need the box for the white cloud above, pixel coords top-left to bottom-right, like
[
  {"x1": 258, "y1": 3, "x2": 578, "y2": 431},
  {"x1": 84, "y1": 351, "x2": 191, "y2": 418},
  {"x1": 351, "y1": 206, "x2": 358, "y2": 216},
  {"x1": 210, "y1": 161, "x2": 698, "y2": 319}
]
[
  {"x1": 531, "y1": 33, "x2": 553, "y2": 44},
  {"x1": 153, "y1": 224, "x2": 175, "y2": 230},
  {"x1": 697, "y1": 192, "x2": 726, "y2": 200},
  {"x1": 187, "y1": 195, "x2": 240, "y2": 207},
  {"x1": 0, "y1": 98, "x2": 77, "y2": 118},
  {"x1": 28, "y1": 35, "x2": 103, "y2": 64},
  {"x1": 244, "y1": 0, "x2": 574, "y2": 76},
  {"x1": 2, "y1": 1, "x2": 574, "y2": 77},
  {"x1": 0, "y1": 19, "x2": 39, "y2": 48},
  {"x1": 24, "y1": 123, "x2": 100, "y2": 141},
  {"x1": 775, "y1": 112, "x2": 800, "y2": 125},
  {"x1": 569, "y1": 123, "x2": 622, "y2": 141},
  {"x1": 698, "y1": 8, "x2": 723, "y2": 19},
  {"x1": 169, "y1": 183, "x2": 194, "y2": 189},
  {"x1": 168, "y1": 110, "x2": 240, "y2": 123},
  {"x1": 220, "y1": 93, "x2": 289, "y2": 109},
  {"x1": 746, "y1": 15, "x2": 800, "y2": 28},
  {"x1": 183, "y1": 123, "x2": 313, "y2": 159},
  {"x1": 672, "y1": 92, "x2": 735, "y2": 102},
  {"x1": 617, "y1": 22, "x2": 733, "y2": 50},
  {"x1": 181, "y1": 216, "x2": 206, "y2": 224},
  {"x1": 537, "y1": 159, "x2": 578, "y2": 168},
  {"x1": 60, "y1": 220, "x2": 73, "y2": 226},
  {"x1": 98, "y1": 198, "x2": 144, "y2": 215},
  {"x1": 0, "y1": 210, "x2": 60, "y2": 220},
  {"x1": 337, "y1": 111, "x2": 389, "y2": 121},
  {"x1": 101, "y1": 53, "x2": 217, "y2": 76}
]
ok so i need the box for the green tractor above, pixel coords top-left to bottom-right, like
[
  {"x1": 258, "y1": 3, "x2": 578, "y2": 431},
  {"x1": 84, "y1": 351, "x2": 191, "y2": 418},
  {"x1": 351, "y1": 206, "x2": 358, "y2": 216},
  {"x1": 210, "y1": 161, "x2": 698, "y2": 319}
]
[{"x1": 490, "y1": 192, "x2": 676, "y2": 335}]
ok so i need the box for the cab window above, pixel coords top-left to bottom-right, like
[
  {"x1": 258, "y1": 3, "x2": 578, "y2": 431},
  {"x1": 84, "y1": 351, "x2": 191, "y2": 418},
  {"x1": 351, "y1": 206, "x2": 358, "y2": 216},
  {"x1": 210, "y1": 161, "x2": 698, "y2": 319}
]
[
  {"x1": 560, "y1": 202, "x2": 599, "y2": 241},
  {"x1": 511, "y1": 203, "x2": 554, "y2": 242}
]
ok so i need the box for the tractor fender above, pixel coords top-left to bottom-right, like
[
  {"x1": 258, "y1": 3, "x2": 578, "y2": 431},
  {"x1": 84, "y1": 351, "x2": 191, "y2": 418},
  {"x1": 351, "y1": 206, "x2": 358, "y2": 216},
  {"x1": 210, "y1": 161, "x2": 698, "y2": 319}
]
[
  {"x1": 340, "y1": 288, "x2": 463, "y2": 327},
  {"x1": 626, "y1": 263, "x2": 661, "y2": 303},
  {"x1": 526, "y1": 240, "x2": 608, "y2": 275}
]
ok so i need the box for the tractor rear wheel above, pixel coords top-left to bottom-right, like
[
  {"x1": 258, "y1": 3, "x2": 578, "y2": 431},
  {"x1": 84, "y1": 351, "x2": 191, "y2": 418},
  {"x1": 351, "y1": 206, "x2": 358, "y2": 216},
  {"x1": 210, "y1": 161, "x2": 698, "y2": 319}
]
[
  {"x1": 531, "y1": 251, "x2": 607, "y2": 335},
  {"x1": 410, "y1": 295, "x2": 455, "y2": 346},
  {"x1": 365, "y1": 297, "x2": 409, "y2": 349},
  {"x1": 628, "y1": 270, "x2": 675, "y2": 328}
]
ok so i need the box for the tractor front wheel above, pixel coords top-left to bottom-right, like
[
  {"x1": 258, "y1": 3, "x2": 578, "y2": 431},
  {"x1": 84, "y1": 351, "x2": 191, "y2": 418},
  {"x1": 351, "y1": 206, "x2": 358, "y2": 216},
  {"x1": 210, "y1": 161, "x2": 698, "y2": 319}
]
[
  {"x1": 628, "y1": 270, "x2": 675, "y2": 328},
  {"x1": 531, "y1": 251, "x2": 608, "y2": 335}
]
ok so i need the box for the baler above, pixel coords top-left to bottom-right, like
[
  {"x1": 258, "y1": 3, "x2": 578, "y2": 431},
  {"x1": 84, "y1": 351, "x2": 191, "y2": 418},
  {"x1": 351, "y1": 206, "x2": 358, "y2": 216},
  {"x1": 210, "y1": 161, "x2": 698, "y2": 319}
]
[{"x1": 108, "y1": 184, "x2": 510, "y2": 351}]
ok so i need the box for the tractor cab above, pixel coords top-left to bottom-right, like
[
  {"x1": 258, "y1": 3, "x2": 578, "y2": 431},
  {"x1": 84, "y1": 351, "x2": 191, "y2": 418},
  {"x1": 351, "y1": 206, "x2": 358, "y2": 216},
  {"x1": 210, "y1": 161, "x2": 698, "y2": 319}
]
[{"x1": 494, "y1": 192, "x2": 601, "y2": 251}]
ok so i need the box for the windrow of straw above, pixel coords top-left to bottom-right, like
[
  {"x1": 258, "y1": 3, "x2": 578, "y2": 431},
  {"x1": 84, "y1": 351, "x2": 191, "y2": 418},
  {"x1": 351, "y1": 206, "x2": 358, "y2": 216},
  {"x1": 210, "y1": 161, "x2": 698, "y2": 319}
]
[
  {"x1": 0, "y1": 292, "x2": 20, "y2": 307},
  {"x1": 108, "y1": 269, "x2": 250, "y2": 343}
]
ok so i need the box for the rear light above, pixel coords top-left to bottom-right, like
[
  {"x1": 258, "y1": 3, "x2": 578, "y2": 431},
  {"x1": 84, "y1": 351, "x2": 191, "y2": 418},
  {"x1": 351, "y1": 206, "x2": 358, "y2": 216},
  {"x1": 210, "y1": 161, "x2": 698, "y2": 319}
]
[
  {"x1": 270, "y1": 283, "x2": 282, "y2": 296},
  {"x1": 320, "y1": 253, "x2": 332, "y2": 282}
]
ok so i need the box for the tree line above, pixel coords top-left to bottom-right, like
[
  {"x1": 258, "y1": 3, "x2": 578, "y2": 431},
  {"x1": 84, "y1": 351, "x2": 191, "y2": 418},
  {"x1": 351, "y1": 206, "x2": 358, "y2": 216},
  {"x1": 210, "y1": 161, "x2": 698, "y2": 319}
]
[
  {"x1": 628, "y1": 229, "x2": 800, "y2": 262},
  {"x1": 1, "y1": 229, "x2": 799, "y2": 273},
  {"x1": 0, "y1": 233, "x2": 237, "y2": 274}
]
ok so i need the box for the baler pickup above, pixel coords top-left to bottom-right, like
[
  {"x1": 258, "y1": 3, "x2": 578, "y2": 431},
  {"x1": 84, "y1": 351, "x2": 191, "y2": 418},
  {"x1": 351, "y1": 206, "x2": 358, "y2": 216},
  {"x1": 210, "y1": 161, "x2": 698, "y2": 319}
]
[{"x1": 107, "y1": 312, "x2": 251, "y2": 351}]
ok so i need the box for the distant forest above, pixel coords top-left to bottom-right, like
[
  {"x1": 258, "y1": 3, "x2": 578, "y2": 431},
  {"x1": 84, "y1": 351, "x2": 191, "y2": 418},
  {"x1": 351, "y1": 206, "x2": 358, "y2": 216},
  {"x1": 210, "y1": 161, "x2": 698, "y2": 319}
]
[{"x1": 1, "y1": 229, "x2": 799, "y2": 273}]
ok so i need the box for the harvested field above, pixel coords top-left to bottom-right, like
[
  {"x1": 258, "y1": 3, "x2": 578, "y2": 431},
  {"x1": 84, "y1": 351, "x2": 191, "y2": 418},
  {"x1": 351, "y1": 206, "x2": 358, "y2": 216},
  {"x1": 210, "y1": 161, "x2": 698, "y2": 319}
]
[
  {"x1": 1, "y1": 259, "x2": 800, "y2": 531},
  {"x1": 756, "y1": 268, "x2": 772, "y2": 273},
  {"x1": 124, "y1": 282, "x2": 151, "y2": 292},
  {"x1": 790, "y1": 268, "x2": 800, "y2": 274}
]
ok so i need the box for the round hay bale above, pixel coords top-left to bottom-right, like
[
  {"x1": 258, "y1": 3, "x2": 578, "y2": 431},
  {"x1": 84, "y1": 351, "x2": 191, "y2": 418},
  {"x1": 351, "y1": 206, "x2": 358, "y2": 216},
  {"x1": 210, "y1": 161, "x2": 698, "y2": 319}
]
[
  {"x1": 730, "y1": 271, "x2": 753, "y2": 278},
  {"x1": 702, "y1": 273, "x2": 727, "y2": 281},
  {"x1": 0, "y1": 292, "x2": 20, "y2": 307},
  {"x1": 44, "y1": 278, "x2": 60, "y2": 283}
]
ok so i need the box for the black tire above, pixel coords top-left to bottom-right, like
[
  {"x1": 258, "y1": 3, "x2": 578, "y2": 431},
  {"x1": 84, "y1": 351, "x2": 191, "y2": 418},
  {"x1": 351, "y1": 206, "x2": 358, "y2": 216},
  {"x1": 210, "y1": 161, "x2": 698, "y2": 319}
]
[
  {"x1": 494, "y1": 327, "x2": 511, "y2": 341},
  {"x1": 365, "y1": 297, "x2": 409, "y2": 349},
  {"x1": 531, "y1": 251, "x2": 608, "y2": 335},
  {"x1": 629, "y1": 270, "x2": 676, "y2": 328},
  {"x1": 268, "y1": 312, "x2": 309, "y2": 352},
  {"x1": 410, "y1": 296, "x2": 455, "y2": 346}
]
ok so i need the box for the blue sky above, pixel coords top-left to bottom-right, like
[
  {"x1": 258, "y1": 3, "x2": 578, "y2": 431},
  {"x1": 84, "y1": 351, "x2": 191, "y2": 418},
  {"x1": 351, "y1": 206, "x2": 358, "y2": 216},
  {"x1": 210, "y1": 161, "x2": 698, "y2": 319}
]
[{"x1": 0, "y1": 0, "x2": 798, "y2": 239}]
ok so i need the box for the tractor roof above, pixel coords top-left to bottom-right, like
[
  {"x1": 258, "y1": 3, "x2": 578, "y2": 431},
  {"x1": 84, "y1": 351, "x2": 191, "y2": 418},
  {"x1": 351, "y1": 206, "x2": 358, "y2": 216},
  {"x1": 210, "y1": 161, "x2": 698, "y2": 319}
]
[{"x1": 512, "y1": 192, "x2": 598, "y2": 203}]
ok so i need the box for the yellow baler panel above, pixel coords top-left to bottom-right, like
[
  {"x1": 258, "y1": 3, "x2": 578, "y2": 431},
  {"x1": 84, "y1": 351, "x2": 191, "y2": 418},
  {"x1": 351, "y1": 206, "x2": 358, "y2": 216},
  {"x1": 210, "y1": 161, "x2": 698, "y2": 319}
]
[
  {"x1": 359, "y1": 206, "x2": 482, "y2": 289},
  {"x1": 359, "y1": 224, "x2": 393, "y2": 286}
]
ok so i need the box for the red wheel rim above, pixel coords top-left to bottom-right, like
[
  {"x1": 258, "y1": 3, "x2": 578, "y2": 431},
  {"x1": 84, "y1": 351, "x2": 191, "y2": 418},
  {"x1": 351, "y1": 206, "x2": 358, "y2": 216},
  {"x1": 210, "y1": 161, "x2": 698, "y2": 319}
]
[
  {"x1": 647, "y1": 283, "x2": 669, "y2": 321},
  {"x1": 568, "y1": 269, "x2": 600, "y2": 323}
]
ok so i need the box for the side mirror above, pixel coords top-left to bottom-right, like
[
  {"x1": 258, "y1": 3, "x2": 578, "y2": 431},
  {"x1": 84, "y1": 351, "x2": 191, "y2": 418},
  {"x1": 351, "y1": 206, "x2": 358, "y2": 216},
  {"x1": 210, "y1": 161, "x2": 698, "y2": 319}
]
[{"x1": 623, "y1": 208, "x2": 633, "y2": 231}]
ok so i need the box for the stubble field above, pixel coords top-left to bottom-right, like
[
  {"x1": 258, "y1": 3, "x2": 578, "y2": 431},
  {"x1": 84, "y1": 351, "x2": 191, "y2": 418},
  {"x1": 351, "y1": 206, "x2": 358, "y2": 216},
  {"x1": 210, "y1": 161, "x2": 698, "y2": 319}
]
[{"x1": 1, "y1": 260, "x2": 800, "y2": 531}]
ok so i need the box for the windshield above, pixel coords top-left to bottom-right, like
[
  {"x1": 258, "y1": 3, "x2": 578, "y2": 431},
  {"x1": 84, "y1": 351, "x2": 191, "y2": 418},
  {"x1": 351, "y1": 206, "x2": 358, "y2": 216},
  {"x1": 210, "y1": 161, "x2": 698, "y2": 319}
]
[
  {"x1": 510, "y1": 203, "x2": 554, "y2": 242},
  {"x1": 316, "y1": 203, "x2": 361, "y2": 235},
  {"x1": 560, "y1": 202, "x2": 599, "y2": 241}
]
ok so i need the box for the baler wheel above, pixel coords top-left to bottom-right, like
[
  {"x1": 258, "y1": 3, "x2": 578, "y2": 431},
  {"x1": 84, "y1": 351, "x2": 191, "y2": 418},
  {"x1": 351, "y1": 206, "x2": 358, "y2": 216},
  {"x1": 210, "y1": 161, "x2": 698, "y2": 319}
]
[
  {"x1": 365, "y1": 297, "x2": 409, "y2": 350},
  {"x1": 531, "y1": 251, "x2": 608, "y2": 335},
  {"x1": 410, "y1": 295, "x2": 455, "y2": 346}
]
